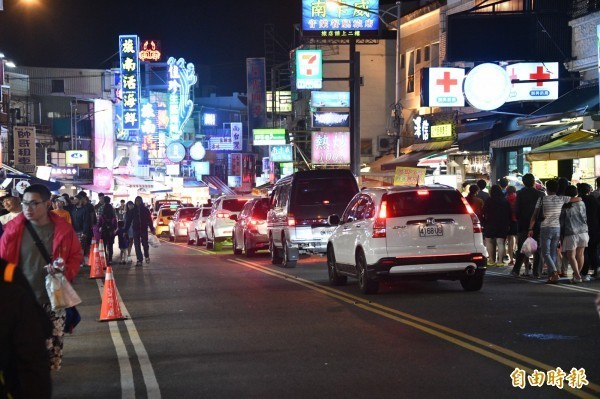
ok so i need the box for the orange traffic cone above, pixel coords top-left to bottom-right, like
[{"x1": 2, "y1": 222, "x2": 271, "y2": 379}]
[
  {"x1": 98, "y1": 245, "x2": 108, "y2": 271},
  {"x1": 88, "y1": 238, "x2": 97, "y2": 270},
  {"x1": 98, "y1": 267, "x2": 126, "y2": 322},
  {"x1": 89, "y1": 238, "x2": 97, "y2": 263},
  {"x1": 89, "y1": 245, "x2": 105, "y2": 279},
  {"x1": 98, "y1": 239, "x2": 105, "y2": 259}
]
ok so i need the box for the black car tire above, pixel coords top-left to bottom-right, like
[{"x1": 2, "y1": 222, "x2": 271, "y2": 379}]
[
  {"x1": 195, "y1": 230, "x2": 203, "y2": 246},
  {"x1": 205, "y1": 229, "x2": 213, "y2": 250},
  {"x1": 327, "y1": 245, "x2": 347, "y2": 286},
  {"x1": 169, "y1": 234, "x2": 174, "y2": 242},
  {"x1": 282, "y1": 238, "x2": 297, "y2": 268},
  {"x1": 244, "y1": 235, "x2": 255, "y2": 257},
  {"x1": 270, "y1": 236, "x2": 283, "y2": 265},
  {"x1": 233, "y1": 234, "x2": 242, "y2": 255},
  {"x1": 460, "y1": 275, "x2": 484, "y2": 291},
  {"x1": 357, "y1": 251, "x2": 378, "y2": 294}
]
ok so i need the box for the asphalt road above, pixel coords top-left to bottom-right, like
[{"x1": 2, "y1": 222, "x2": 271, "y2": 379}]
[{"x1": 52, "y1": 239, "x2": 600, "y2": 399}]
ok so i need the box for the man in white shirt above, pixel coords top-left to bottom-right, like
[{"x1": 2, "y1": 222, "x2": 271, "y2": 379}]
[{"x1": 0, "y1": 194, "x2": 23, "y2": 225}]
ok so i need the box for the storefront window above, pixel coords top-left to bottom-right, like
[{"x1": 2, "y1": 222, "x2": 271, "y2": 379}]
[
  {"x1": 522, "y1": 147, "x2": 531, "y2": 174},
  {"x1": 573, "y1": 158, "x2": 595, "y2": 184},
  {"x1": 507, "y1": 150, "x2": 518, "y2": 175}
]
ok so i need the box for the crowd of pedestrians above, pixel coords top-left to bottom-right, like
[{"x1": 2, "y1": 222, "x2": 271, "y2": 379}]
[
  {"x1": 0, "y1": 186, "x2": 157, "y2": 398},
  {"x1": 465, "y1": 174, "x2": 600, "y2": 284}
]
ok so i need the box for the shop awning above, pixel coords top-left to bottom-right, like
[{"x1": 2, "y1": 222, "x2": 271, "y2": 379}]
[
  {"x1": 458, "y1": 130, "x2": 494, "y2": 152},
  {"x1": 531, "y1": 83, "x2": 600, "y2": 116},
  {"x1": 79, "y1": 185, "x2": 112, "y2": 194},
  {"x1": 402, "y1": 140, "x2": 453, "y2": 153},
  {"x1": 526, "y1": 131, "x2": 600, "y2": 161},
  {"x1": 364, "y1": 153, "x2": 396, "y2": 173},
  {"x1": 202, "y1": 175, "x2": 236, "y2": 196},
  {"x1": 5, "y1": 173, "x2": 62, "y2": 192},
  {"x1": 489, "y1": 123, "x2": 580, "y2": 149},
  {"x1": 381, "y1": 151, "x2": 436, "y2": 171},
  {"x1": 417, "y1": 153, "x2": 447, "y2": 167},
  {"x1": 114, "y1": 175, "x2": 153, "y2": 188},
  {"x1": 150, "y1": 182, "x2": 173, "y2": 193}
]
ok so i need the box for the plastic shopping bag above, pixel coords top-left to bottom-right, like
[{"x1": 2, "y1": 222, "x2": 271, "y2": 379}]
[
  {"x1": 45, "y1": 273, "x2": 82, "y2": 310},
  {"x1": 520, "y1": 237, "x2": 538, "y2": 257},
  {"x1": 148, "y1": 233, "x2": 161, "y2": 248}
]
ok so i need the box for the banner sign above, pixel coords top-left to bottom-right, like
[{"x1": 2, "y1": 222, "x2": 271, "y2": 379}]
[
  {"x1": 93, "y1": 168, "x2": 113, "y2": 190},
  {"x1": 266, "y1": 91, "x2": 293, "y2": 113},
  {"x1": 301, "y1": 0, "x2": 379, "y2": 38},
  {"x1": 231, "y1": 122, "x2": 243, "y2": 151},
  {"x1": 93, "y1": 99, "x2": 115, "y2": 168},
  {"x1": 253, "y1": 128, "x2": 286, "y2": 146},
  {"x1": 312, "y1": 111, "x2": 350, "y2": 127},
  {"x1": 505, "y1": 62, "x2": 559, "y2": 102},
  {"x1": 394, "y1": 167, "x2": 426, "y2": 186},
  {"x1": 167, "y1": 56, "x2": 197, "y2": 140},
  {"x1": 296, "y1": 50, "x2": 323, "y2": 90},
  {"x1": 119, "y1": 35, "x2": 141, "y2": 130},
  {"x1": 269, "y1": 145, "x2": 293, "y2": 163},
  {"x1": 311, "y1": 132, "x2": 350, "y2": 165},
  {"x1": 13, "y1": 126, "x2": 36, "y2": 170},
  {"x1": 246, "y1": 58, "x2": 267, "y2": 134},
  {"x1": 311, "y1": 91, "x2": 350, "y2": 107}
]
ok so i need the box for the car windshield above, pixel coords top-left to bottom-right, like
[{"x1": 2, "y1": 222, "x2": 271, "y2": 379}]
[
  {"x1": 252, "y1": 199, "x2": 270, "y2": 219},
  {"x1": 386, "y1": 190, "x2": 468, "y2": 217},
  {"x1": 201, "y1": 208, "x2": 211, "y2": 217},
  {"x1": 294, "y1": 178, "x2": 357, "y2": 205},
  {"x1": 222, "y1": 199, "x2": 249, "y2": 212},
  {"x1": 178, "y1": 208, "x2": 197, "y2": 218},
  {"x1": 161, "y1": 209, "x2": 176, "y2": 217}
]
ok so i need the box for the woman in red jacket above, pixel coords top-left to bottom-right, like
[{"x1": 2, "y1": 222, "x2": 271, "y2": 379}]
[{"x1": 0, "y1": 184, "x2": 82, "y2": 371}]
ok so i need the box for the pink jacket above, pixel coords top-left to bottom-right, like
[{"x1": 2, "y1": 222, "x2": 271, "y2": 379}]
[{"x1": 0, "y1": 212, "x2": 82, "y2": 282}]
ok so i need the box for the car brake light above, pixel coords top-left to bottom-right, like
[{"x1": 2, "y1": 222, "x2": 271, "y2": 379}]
[
  {"x1": 460, "y1": 197, "x2": 482, "y2": 233},
  {"x1": 158, "y1": 221, "x2": 164, "y2": 225},
  {"x1": 323, "y1": 200, "x2": 330, "y2": 204},
  {"x1": 287, "y1": 213, "x2": 296, "y2": 226},
  {"x1": 217, "y1": 212, "x2": 227, "y2": 218},
  {"x1": 417, "y1": 190, "x2": 429, "y2": 196},
  {"x1": 373, "y1": 200, "x2": 387, "y2": 238}
]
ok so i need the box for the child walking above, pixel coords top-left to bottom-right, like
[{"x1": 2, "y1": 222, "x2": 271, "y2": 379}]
[{"x1": 115, "y1": 220, "x2": 130, "y2": 264}]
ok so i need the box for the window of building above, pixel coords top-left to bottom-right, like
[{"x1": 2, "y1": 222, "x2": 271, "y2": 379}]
[
  {"x1": 416, "y1": 49, "x2": 421, "y2": 64},
  {"x1": 430, "y1": 43, "x2": 440, "y2": 67},
  {"x1": 406, "y1": 51, "x2": 415, "y2": 93},
  {"x1": 360, "y1": 139, "x2": 372, "y2": 156},
  {"x1": 424, "y1": 46, "x2": 430, "y2": 62},
  {"x1": 400, "y1": 53, "x2": 405, "y2": 69}
]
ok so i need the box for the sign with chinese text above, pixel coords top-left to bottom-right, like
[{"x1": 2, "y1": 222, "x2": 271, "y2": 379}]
[
  {"x1": 138, "y1": 40, "x2": 161, "y2": 62},
  {"x1": 246, "y1": 58, "x2": 267, "y2": 134},
  {"x1": 311, "y1": 91, "x2": 350, "y2": 107},
  {"x1": 311, "y1": 132, "x2": 350, "y2": 165},
  {"x1": 266, "y1": 91, "x2": 293, "y2": 113},
  {"x1": 253, "y1": 129, "x2": 286, "y2": 146},
  {"x1": 51, "y1": 167, "x2": 78, "y2": 178},
  {"x1": 393, "y1": 167, "x2": 426, "y2": 186},
  {"x1": 228, "y1": 153, "x2": 242, "y2": 187},
  {"x1": 13, "y1": 126, "x2": 36, "y2": 171},
  {"x1": 430, "y1": 124, "x2": 453, "y2": 139},
  {"x1": 269, "y1": 145, "x2": 293, "y2": 162},
  {"x1": 505, "y1": 62, "x2": 559, "y2": 102},
  {"x1": 312, "y1": 111, "x2": 350, "y2": 127},
  {"x1": 119, "y1": 35, "x2": 141, "y2": 130},
  {"x1": 231, "y1": 122, "x2": 243, "y2": 151},
  {"x1": 208, "y1": 136, "x2": 234, "y2": 151},
  {"x1": 94, "y1": 99, "x2": 115, "y2": 168},
  {"x1": 66, "y1": 150, "x2": 89, "y2": 165},
  {"x1": 426, "y1": 68, "x2": 465, "y2": 107},
  {"x1": 296, "y1": 50, "x2": 323, "y2": 89},
  {"x1": 167, "y1": 56, "x2": 197, "y2": 140},
  {"x1": 302, "y1": 0, "x2": 379, "y2": 38},
  {"x1": 93, "y1": 168, "x2": 113, "y2": 190},
  {"x1": 531, "y1": 160, "x2": 558, "y2": 179}
]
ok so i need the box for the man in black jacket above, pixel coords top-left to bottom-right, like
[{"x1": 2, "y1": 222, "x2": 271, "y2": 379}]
[
  {"x1": 72, "y1": 194, "x2": 93, "y2": 265},
  {"x1": 125, "y1": 196, "x2": 155, "y2": 266},
  {"x1": 511, "y1": 173, "x2": 545, "y2": 278}
]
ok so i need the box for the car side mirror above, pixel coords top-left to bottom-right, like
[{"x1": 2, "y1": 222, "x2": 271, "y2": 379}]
[
  {"x1": 230, "y1": 214, "x2": 238, "y2": 221},
  {"x1": 328, "y1": 214, "x2": 341, "y2": 226}
]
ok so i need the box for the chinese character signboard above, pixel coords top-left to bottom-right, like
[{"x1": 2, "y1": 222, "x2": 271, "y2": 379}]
[
  {"x1": 311, "y1": 132, "x2": 350, "y2": 165},
  {"x1": 394, "y1": 167, "x2": 426, "y2": 186},
  {"x1": 253, "y1": 129, "x2": 286, "y2": 146},
  {"x1": 246, "y1": 58, "x2": 267, "y2": 134},
  {"x1": 93, "y1": 168, "x2": 113, "y2": 190},
  {"x1": 311, "y1": 91, "x2": 350, "y2": 107},
  {"x1": 296, "y1": 50, "x2": 323, "y2": 89},
  {"x1": 167, "y1": 57, "x2": 197, "y2": 140},
  {"x1": 505, "y1": 62, "x2": 558, "y2": 102},
  {"x1": 14, "y1": 126, "x2": 36, "y2": 171},
  {"x1": 231, "y1": 122, "x2": 243, "y2": 151},
  {"x1": 119, "y1": 35, "x2": 141, "y2": 130},
  {"x1": 228, "y1": 153, "x2": 242, "y2": 187},
  {"x1": 302, "y1": 0, "x2": 379, "y2": 38},
  {"x1": 430, "y1": 124, "x2": 453, "y2": 139},
  {"x1": 269, "y1": 145, "x2": 293, "y2": 162},
  {"x1": 94, "y1": 99, "x2": 115, "y2": 168}
]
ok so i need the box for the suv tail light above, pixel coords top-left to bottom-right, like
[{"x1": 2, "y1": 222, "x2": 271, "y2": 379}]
[
  {"x1": 217, "y1": 212, "x2": 228, "y2": 218},
  {"x1": 287, "y1": 213, "x2": 296, "y2": 226},
  {"x1": 373, "y1": 200, "x2": 387, "y2": 238},
  {"x1": 460, "y1": 197, "x2": 482, "y2": 233}
]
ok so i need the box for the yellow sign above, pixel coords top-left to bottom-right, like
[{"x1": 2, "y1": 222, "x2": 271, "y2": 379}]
[
  {"x1": 531, "y1": 160, "x2": 558, "y2": 179},
  {"x1": 430, "y1": 124, "x2": 453, "y2": 138},
  {"x1": 394, "y1": 167, "x2": 427, "y2": 186}
]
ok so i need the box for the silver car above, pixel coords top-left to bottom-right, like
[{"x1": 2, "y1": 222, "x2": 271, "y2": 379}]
[
  {"x1": 231, "y1": 197, "x2": 270, "y2": 257},
  {"x1": 187, "y1": 207, "x2": 212, "y2": 245}
]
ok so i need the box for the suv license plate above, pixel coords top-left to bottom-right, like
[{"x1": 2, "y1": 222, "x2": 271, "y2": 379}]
[{"x1": 419, "y1": 225, "x2": 443, "y2": 237}]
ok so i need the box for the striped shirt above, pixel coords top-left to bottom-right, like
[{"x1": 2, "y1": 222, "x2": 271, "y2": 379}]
[{"x1": 536, "y1": 195, "x2": 571, "y2": 228}]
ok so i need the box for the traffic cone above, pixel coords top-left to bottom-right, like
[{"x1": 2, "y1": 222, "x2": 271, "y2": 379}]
[
  {"x1": 98, "y1": 239, "x2": 105, "y2": 259},
  {"x1": 88, "y1": 238, "x2": 97, "y2": 270},
  {"x1": 98, "y1": 267, "x2": 126, "y2": 322},
  {"x1": 89, "y1": 245, "x2": 105, "y2": 279},
  {"x1": 89, "y1": 238, "x2": 97, "y2": 264},
  {"x1": 98, "y1": 245, "x2": 108, "y2": 271}
]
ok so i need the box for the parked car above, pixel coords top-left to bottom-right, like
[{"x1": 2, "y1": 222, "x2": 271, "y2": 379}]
[
  {"x1": 267, "y1": 169, "x2": 359, "y2": 268},
  {"x1": 326, "y1": 184, "x2": 488, "y2": 294},
  {"x1": 154, "y1": 207, "x2": 177, "y2": 236},
  {"x1": 205, "y1": 195, "x2": 254, "y2": 250},
  {"x1": 187, "y1": 206, "x2": 212, "y2": 245},
  {"x1": 231, "y1": 197, "x2": 270, "y2": 257},
  {"x1": 152, "y1": 199, "x2": 181, "y2": 220},
  {"x1": 168, "y1": 207, "x2": 198, "y2": 242}
]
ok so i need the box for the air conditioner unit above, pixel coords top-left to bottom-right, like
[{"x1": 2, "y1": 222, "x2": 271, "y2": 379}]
[{"x1": 377, "y1": 136, "x2": 394, "y2": 152}]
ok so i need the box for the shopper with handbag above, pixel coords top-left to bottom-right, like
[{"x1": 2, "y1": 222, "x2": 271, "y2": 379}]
[
  {"x1": 0, "y1": 184, "x2": 82, "y2": 371},
  {"x1": 125, "y1": 196, "x2": 155, "y2": 267}
]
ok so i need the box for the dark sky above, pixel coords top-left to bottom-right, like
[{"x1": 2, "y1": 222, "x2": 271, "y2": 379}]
[{"x1": 0, "y1": 0, "x2": 301, "y2": 95}]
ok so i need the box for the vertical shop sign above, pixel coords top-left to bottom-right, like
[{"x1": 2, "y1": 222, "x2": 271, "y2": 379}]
[
  {"x1": 119, "y1": 35, "x2": 141, "y2": 130},
  {"x1": 167, "y1": 57, "x2": 197, "y2": 140},
  {"x1": 13, "y1": 126, "x2": 36, "y2": 172},
  {"x1": 231, "y1": 122, "x2": 243, "y2": 151},
  {"x1": 246, "y1": 58, "x2": 267, "y2": 134},
  {"x1": 228, "y1": 153, "x2": 242, "y2": 187}
]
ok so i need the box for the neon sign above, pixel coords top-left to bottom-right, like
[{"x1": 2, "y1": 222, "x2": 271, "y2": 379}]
[
  {"x1": 139, "y1": 40, "x2": 161, "y2": 62},
  {"x1": 119, "y1": 35, "x2": 141, "y2": 130},
  {"x1": 167, "y1": 57, "x2": 197, "y2": 140}
]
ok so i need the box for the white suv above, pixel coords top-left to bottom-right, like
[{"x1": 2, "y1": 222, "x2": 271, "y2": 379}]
[
  {"x1": 326, "y1": 185, "x2": 488, "y2": 294},
  {"x1": 205, "y1": 195, "x2": 254, "y2": 251}
]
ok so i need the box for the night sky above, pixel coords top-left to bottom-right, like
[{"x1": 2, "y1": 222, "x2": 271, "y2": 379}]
[{"x1": 0, "y1": 0, "x2": 301, "y2": 95}]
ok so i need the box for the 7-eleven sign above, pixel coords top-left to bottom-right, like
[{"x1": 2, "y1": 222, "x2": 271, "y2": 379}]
[
  {"x1": 296, "y1": 49, "x2": 323, "y2": 90},
  {"x1": 428, "y1": 67, "x2": 465, "y2": 107}
]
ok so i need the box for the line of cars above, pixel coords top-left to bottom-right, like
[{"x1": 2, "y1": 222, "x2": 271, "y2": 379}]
[{"x1": 154, "y1": 169, "x2": 489, "y2": 294}]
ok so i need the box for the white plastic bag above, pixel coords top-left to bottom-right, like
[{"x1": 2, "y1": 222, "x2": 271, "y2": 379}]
[
  {"x1": 520, "y1": 237, "x2": 538, "y2": 257},
  {"x1": 148, "y1": 233, "x2": 161, "y2": 248},
  {"x1": 45, "y1": 273, "x2": 82, "y2": 310}
]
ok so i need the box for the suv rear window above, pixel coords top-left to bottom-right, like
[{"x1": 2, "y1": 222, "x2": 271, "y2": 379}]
[
  {"x1": 160, "y1": 209, "x2": 176, "y2": 217},
  {"x1": 294, "y1": 178, "x2": 357, "y2": 206},
  {"x1": 201, "y1": 208, "x2": 211, "y2": 217},
  {"x1": 386, "y1": 190, "x2": 467, "y2": 217},
  {"x1": 222, "y1": 199, "x2": 248, "y2": 212},
  {"x1": 251, "y1": 199, "x2": 270, "y2": 219},
  {"x1": 178, "y1": 208, "x2": 197, "y2": 218}
]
